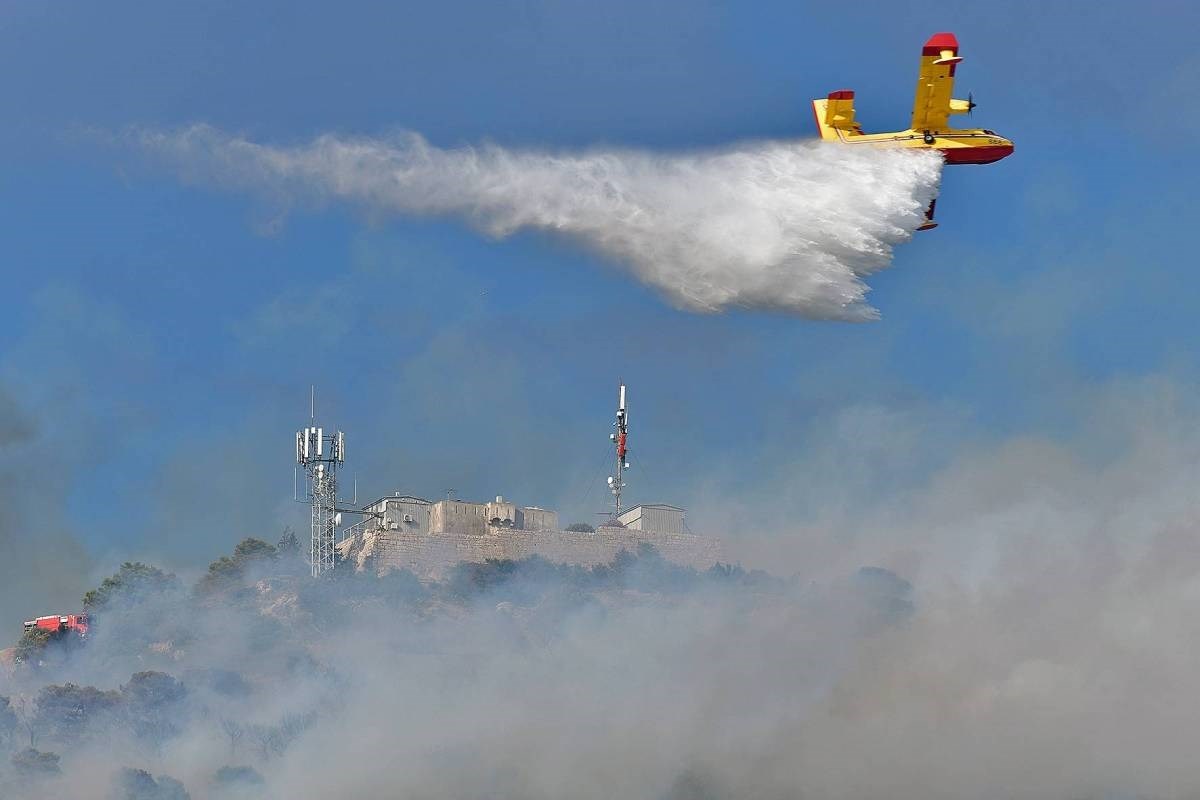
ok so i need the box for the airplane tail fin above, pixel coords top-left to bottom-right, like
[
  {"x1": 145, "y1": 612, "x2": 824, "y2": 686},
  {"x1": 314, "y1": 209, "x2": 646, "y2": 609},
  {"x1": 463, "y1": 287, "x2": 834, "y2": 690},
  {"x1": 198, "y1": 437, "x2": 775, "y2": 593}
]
[{"x1": 812, "y1": 90, "x2": 861, "y2": 140}]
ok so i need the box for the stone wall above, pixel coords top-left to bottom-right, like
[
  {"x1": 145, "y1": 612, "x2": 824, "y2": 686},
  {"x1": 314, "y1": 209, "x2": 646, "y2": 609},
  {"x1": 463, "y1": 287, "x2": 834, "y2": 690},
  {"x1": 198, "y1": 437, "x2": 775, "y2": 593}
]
[{"x1": 337, "y1": 523, "x2": 724, "y2": 580}]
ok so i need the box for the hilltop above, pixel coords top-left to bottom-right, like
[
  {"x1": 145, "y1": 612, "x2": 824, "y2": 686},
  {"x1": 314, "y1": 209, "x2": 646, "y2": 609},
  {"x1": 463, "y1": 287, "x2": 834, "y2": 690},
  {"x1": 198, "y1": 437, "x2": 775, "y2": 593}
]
[{"x1": 2, "y1": 535, "x2": 899, "y2": 799}]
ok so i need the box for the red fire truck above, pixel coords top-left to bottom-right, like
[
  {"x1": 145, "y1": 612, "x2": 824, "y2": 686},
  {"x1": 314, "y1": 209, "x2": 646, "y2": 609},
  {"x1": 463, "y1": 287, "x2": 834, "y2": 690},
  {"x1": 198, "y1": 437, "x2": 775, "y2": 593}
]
[{"x1": 22, "y1": 614, "x2": 89, "y2": 637}]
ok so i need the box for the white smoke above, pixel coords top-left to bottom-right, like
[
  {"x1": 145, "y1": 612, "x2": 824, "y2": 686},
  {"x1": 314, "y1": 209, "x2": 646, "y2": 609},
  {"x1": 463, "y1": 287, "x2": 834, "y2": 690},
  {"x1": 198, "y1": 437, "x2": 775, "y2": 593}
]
[
  {"x1": 135, "y1": 125, "x2": 942, "y2": 319},
  {"x1": 8, "y1": 378, "x2": 1200, "y2": 799}
]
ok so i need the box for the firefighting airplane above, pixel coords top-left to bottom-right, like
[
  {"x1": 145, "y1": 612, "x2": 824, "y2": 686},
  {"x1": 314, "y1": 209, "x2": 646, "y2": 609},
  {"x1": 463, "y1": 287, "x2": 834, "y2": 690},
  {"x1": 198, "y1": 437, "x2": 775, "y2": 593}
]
[{"x1": 812, "y1": 32, "x2": 1013, "y2": 230}]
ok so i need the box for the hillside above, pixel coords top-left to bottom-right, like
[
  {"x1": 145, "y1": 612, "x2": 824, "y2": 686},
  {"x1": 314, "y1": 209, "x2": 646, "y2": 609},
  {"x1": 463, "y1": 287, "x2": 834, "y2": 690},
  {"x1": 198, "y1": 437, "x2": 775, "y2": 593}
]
[{"x1": 1, "y1": 537, "x2": 901, "y2": 800}]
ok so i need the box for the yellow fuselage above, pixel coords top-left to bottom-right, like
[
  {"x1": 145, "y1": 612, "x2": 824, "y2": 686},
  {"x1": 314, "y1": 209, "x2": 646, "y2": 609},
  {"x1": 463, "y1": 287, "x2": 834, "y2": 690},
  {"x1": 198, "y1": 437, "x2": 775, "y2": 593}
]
[{"x1": 811, "y1": 98, "x2": 1013, "y2": 165}]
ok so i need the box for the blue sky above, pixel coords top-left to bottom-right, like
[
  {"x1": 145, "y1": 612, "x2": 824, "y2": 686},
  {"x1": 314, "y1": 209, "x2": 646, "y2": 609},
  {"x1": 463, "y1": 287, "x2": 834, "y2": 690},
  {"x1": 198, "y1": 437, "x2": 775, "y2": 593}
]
[{"x1": 1, "y1": 0, "x2": 1197, "y2": 615}]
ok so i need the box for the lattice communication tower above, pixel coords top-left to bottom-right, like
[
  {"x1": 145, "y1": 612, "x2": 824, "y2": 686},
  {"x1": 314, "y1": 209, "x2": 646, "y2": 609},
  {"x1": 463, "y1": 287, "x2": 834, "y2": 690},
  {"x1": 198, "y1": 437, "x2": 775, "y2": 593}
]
[{"x1": 296, "y1": 412, "x2": 345, "y2": 578}]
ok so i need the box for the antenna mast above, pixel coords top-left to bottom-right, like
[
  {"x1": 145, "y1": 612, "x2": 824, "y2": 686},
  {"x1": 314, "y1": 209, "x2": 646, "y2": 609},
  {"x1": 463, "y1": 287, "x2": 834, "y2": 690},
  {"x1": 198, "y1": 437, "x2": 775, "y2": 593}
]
[
  {"x1": 295, "y1": 390, "x2": 346, "y2": 577},
  {"x1": 607, "y1": 383, "x2": 629, "y2": 519}
]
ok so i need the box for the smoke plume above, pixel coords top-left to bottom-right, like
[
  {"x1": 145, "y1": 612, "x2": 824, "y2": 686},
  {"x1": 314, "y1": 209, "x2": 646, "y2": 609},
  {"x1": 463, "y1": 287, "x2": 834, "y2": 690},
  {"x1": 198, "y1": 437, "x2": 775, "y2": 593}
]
[
  {"x1": 4, "y1": 380, "x2": 1200, "y2": 799},
  {"x1": 134, "y1": 125, "x2": 942, "y2": 319}
]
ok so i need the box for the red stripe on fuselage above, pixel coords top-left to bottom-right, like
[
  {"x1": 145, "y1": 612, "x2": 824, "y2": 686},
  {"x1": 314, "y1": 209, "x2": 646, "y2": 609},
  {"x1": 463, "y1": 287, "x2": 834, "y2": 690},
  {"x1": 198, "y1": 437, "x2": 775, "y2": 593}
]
[{"x1": 941, "y1": 144, "x2": 1013, "y2": 164}]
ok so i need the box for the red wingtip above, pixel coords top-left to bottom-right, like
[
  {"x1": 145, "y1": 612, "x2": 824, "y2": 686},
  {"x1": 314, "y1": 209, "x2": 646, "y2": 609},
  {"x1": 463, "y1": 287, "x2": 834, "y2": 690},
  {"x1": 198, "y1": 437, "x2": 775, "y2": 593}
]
[
  {"x1": 922, "y1": 32, "x2": 959, "y2": 55},
  {"x1": 827, "y1": 89, "x2": 855, "y2": 100}
]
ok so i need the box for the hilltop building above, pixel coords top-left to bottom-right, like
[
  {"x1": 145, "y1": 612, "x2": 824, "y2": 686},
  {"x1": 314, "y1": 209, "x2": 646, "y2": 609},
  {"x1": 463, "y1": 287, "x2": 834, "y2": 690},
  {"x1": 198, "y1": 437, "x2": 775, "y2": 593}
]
[
  {"x1": 616, "y1": 503, "x2": 685, "y2": 535},
  {"x1": 338, "y1": 491, "x2": 721, "y2": 579},
  {"x1": 360, "y1": 494, "x2": 561, "y2": 537}
]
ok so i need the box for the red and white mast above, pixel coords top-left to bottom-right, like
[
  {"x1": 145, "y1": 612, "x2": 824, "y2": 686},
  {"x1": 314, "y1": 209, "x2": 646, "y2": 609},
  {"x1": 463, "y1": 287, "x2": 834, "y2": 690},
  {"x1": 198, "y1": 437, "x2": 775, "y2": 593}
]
[{"x1": 607, "y1": 383, "x2": 629, "y2": 519}]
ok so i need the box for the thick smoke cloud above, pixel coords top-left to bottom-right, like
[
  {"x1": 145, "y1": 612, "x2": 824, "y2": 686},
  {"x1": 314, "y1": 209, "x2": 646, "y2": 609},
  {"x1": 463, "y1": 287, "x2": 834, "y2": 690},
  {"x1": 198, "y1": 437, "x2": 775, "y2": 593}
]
[
  {"x1": 5, "y1": 380, "x2": 1200, "y2": 799},
  {"x1": 134, "y1": 125, "x2": 942, "y2": 319}
]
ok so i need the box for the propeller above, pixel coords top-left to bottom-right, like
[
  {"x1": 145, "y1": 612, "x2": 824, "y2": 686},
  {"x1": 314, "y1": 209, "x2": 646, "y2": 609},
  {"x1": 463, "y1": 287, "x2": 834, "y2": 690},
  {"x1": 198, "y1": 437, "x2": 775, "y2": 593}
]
[{"x1": 967, "y1": 92, "x2": 977, "y2": 116}]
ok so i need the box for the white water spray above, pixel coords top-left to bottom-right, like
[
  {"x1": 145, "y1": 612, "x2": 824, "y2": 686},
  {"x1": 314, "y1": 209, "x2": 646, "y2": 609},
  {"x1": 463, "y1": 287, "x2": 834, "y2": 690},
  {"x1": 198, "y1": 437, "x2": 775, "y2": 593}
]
[{"x1": 138, "y1": 125, "x2": 942, "y2": 319}]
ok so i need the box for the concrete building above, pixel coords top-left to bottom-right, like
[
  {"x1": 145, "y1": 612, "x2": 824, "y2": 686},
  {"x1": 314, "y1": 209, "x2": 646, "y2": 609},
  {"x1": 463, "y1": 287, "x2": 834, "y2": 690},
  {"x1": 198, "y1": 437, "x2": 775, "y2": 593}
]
[
  {"x1": 617, "y1": 504, "x2": 686, "y2": 535},
  {"x1": 518, "y1": 506, "x2": 559, "y2": 531},
  {"x1": 429, "y1": 499, "x2": 488, "y2": 536},
  {"x1": 362, "y1": 494, "x2": 432, "y2": 535},
  {"x1": 339, "y1": 518, "x2": 723, "y2": 580},
  {"x1": 485, "y1": 496, "x2": 518, "y2": 527},
  {"x1": 343, "y1": 494, "x2": 700, "y2": 582},
  {"x1": 339, "y1": 491, "x2": 719, "y2": 580}
]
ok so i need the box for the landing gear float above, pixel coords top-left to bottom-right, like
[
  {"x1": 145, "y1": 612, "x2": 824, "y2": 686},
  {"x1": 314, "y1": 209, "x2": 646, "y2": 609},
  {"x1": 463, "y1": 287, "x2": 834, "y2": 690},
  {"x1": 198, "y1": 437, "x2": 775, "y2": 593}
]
[{"x1": 812, "y1": 32, "x2": 1013, "y2": 231}]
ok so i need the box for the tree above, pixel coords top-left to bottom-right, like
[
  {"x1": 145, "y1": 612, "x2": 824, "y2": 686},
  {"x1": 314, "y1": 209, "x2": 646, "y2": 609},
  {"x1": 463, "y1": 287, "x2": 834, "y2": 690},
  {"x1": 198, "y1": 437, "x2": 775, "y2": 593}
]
[
  {"x1": 13, "y1": 629, "x2": 53, "y2": 665},
  {"x1": 447, "y1": 558, "x2": 519, "y2": 598},
  {"x1": 32, "y1": 683, "x2": 121, "y2": 745},
  {"x1": 277, "y1": 527, "x2": 300, "y2": 557},
  {"x1": 111, "y1": 768, "x2": 191, "y2": 800},
  {"x1": 275, "y1": 528, "x2": 306, "y2": 577},
  {"x1": 565, "y1": 522, "x2": 595, "y2": 533},
  {"x1": 635, "y1": 541, "x2": 662, "y2": 561},
  {"x1": 852, "y1": 566, "x2": 914, "y2": 626},
  {"x1": 0, "y1": 696, "x2": 17, "y2": 750},
  {"x1": 376, "y1": 568, "x2": 427, "y2": 607},
  {"x1": 277, "y1": 527, "x2": 303, "y2": 564},
  {"x1": 706, "y1": 562, "x2": 741, "y2": 580},
  {"x1": 197, "y1": 556, "x2": 243, "y2": 595},
  {"x1": 198, "y1": 538, "x2": 279, "y2": 595},
  {"x1": 246, "y1": 711, "x2": 314, "y2": 761},
  {"x1": 194, "y1": 670, "x2": 250, "y2": 699},
  {"x1": 84, "y1": 562, "x2": 180, "y2": 611},
  {"x1": 219, "y1": 719, "x2": 244, "y2": 758},
  {"x1": 232, "y1": 538, "x2": 277, "y2": 564},
  {"x1": 13, "y1": 625, "x2": 86, "y2": 669},
  {"x1": 11, "y1": 747, "x2": 60, "y2": 777},
  {"x1": 212, "y1": 765, "x2": 263, "y2": 791},
  {"x1": 155, "y1": 776, "x2": 189, "y2": 800},
  {"x1": 10, "y1": 695, "x2": 38, "y2": 747},
  {"x1": 82, "y1": 564, "x2": 190, "y2": 660},
  {"x1": 610, "y1": 547, "x2": 637, "y2": 576},
  {"x1": 121, "y1": 672, "x2": 187, "y2": 744}
]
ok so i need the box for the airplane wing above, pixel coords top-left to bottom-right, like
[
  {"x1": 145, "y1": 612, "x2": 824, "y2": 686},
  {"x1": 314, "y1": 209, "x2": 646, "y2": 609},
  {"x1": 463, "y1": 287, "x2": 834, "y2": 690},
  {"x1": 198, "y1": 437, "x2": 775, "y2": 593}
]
[{"x1": 910, "y1": 32, "x2": 963, "y2": 132}]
